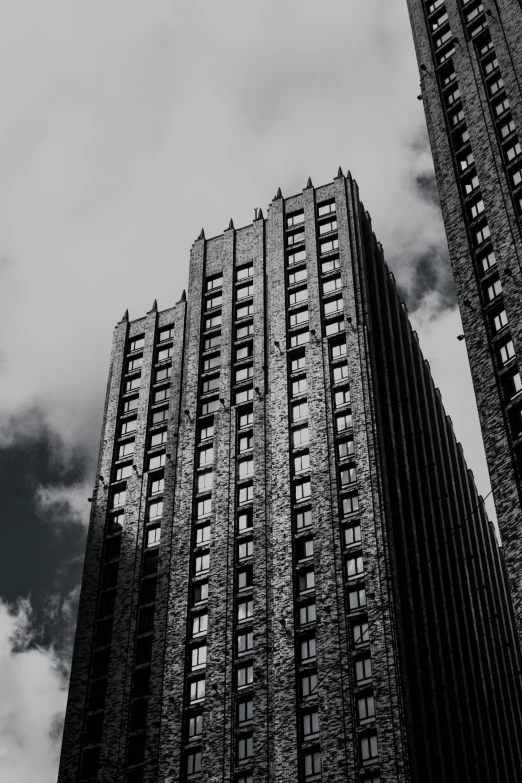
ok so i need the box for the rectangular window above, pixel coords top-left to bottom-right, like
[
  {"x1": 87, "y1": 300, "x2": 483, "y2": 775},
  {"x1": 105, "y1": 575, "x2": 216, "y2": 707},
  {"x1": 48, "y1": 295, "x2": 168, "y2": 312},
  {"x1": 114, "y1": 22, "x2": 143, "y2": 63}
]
[
  {"x1": 343, "y1": 492, "x2": 359, "y2": 515},
  {"x1": 236, "y1": 365, "x2": 253, "y2": 383},
  {"x1": 321, "y1": 256, "x2": 341, "y2": 275},
  {"x1": 290, "y1": 330, "x2": 309, "y2": 347},
  {"x1": 288, "y1": 249, "x2": 307, "y2": 266},
  {"x1": 486, "y1": 278, "x2": 503, "y2": 301},
  {"x1": 235, "y1": 387, "x2": 254, "y2": 405},
  {"x1": 236, "y1": 343, "x2": 252, "y2": 361},
  {"x1": 190, "y1": 678, "x2": 206, "y2": 703},
  {"x1": 204, "y1": 332, "x2": 222, "y2": 351},
  {"x1": 206, "y1": 274, "x2": 223, "y2": 291},
  {"x1": 150, "y1": 430, "x2": 167, "y2": 448},
  {"x1": 323, "y1": 276, "x2": 342, "y2": 294},
  {"x1": 238, "y1": 598, "x2": 253, "y2": 622},
  {"x1": 347, "y1": 554, "x2": 364, "y2": 578},
  {"x1": 238, "y1": 538, "x2": 253, "y2": 560},
  {"x1": 159, "y1": 326, "x2": 174, "y2": 342},
  {"x1": 238, "y1": 511, "x2": 253, "y2": 533},
  {"x1": 236, "y1": 322, "x2": 254, "y2": 341},
  {"x1": 331, "y1": 342, "x2": 347, "y2": 359},
  {"x1": 123, "y1": 396, "x2": 139, "y2": 414},
  {"x1": 296, "y1": 508, "x2": 312, "y2": 530},
  {"x1": 149, "y1": 452, "x2": 166, "y2": 470},
  {"x1": 320, "y1": 237, "x2": 339, "y2": 255},
  {"x1": 339, "y1": 439, "x2": 355, "y2": 460},
  {"x1": 334, "y1": 388, "x2": 351, "y2": 407},
  {"x1": 197, "y1": 497, "x2": 212, "y2": 518},
  {"x1": 152, "y1": 407, "x2": 169, "y2": 425},
  {"x1": 237, "y1": 283, "x2": 253, "y2": 300},
  {"x1": 202, "y1": 375, "x2": 220, "y2": 394},
  {"x1": 186, "y1": 750, "x2": 202, "y2": 779},
  {"x1": 188, "y1": 714, "x2": 203, "y2": 738},
  {"x1": 353, "y1": 620, "x2": 369, "y2": 646},
  {"x1": 238, "y1": 631, "x2": 254, "y2": 655},
  {"x1": 360, "y1": 733, "x2": 379, "y2": 764},
  {"x1": 345, "y1": 522, "x2": 362, "y2": 546},
  {"x1": 157, "y1": 346, "x2": 172, "y2": 362},
  {"x1": 294, "y1": 452, "x2": 310, "y2": 473},
  {"x1": 237, "y1": 775, "x2": 253, "y2": 783},
  {"x1": 349, "y1": 586, "x2": 367, "y2": 611},
  {"x1": 192, "y1": 613, "x2": 208, "y2": 637},
  {"x1": 289, "y1": 267, "x2": 308, "y2": 285},
  {"x1": 196, "y1": 524, "x2": 210, "y2": 546},
  {"x1": 115, "y1": 463, "x2": 133, "y2": 482},
  {"x1": 292, "y1": 401, "x2": 309, "y2": 421},
  {"x1": 287, "y1": 211, "x2": 304, "y2": 228},
  {"x1": 446, "y1": 85, "x2": 460, "y2": 106},
  {"x1": 239, "y1": 433, "x2": 253, "y2": 453},
  {"x1": 336, "y1": 413, "x2": 353, "y2": 433},
  {"x1": 303, "y1": 710, "x2": 320, "y2": 739},
  {"x1": 237, "y1": 264, "x2": 253, "y2": 281},
  {"x1": 237, "y1": 698, "x2": 253, "y2": 724},
  {"x1": 199, "y1": 446, "x2": 214, "y2": 466},
  {"x1": 499, "y1": 340, "x2": 515, "y2": 365},
  {"x1": 300, "y1": 602, "x2": 316, "y2": 626},
  {"x1": 237, "y1": 735, "x2": 253, "y2": 765},
  {"x1": 191, "y1": 645, "x2": 207, "y2": 670},
  {"x1": 125, "y1": 377, "x2": 141, "y2": 393},
  {"x1": 291, "y1": 353, "x2": 307, "y2": 373},
  {"x1": 333, "y1": 363, "x2": 349, "y2": 382},
  {"x1": 238, "y1": 458, "x2": 254, "y2": 479},
  {"x1": 201, "y1": 398, "x2": 220, "y2": 416},
  {"x1": 237, "y1": 664, "x2": 254, "y2": 688},
  {"x1": 506, "y1": 141, "x2": 522, "y2": 162},
  {"x1": 319, "y1": 219, "x2": 338, "y2": 235},
  {"x1": 149, "y1": 500, "x2": 163, "y2": 519},
  {"x1": 289, "y1": 308, "x2": 309, "y2": 327},
  {"x1": 130, "y1": 336, "x2": 145, "y2": 352},
  {"x1": 325, "y1": 318, "x2": 345, "y2": 336},
  {"x1": 434, "y1": 29, "x2": 452, "y2": 49},
  {"x1": 469, "y1": 199, "x2": 485, "y2": 220},
  {"x1": 128, "y1": 356, "x2": 143, "y2": 372},
  {"x1": 193, "y1": 582, "x2": 208, "y2": 604},
  {"x1": 287, "y1": 230, "x2": 305, "y2": 246},
  {"x1": 355, "y1": 656, "x2": 372, "y2": 685},
  {"x1": 205, "y1": 313, "x2": 222, "y2": 331},
  {"x1": 295, "y1": 480, "x2": 311, "y2": 501},
  {"x1": 475, "y1": 223, "x2": 491, "y2": 246},
  {"x1": 118, "y1": 440, "x2": 135, "y2": 458},
  {"x1": 340, "y1": 465, "x2": 357, "y2": 487},
  {"x1": 450, "y1": 107, "x2": 465, "y2": 127},
  {"x1": 150, "y1": 476, "x2": 164, "y2": 494},
  {"x1": 301, "y1": 671, "x2": 318, "y2": 700},
  {"x1": 300, "y1": 636, "x2": 316, "y2": 662},
  {"x1": 289, "y1": 287, "x2": 308, "y2": 306},
  {"x1": 199, "y1": 422, "x2": 214, "y2": 441},
  {"x1": 304, "y1": 750, "x2": 321, "y2": 781},
  {"x1": 155, "y1": 366, "x2": 171, "y2": 383},
  {"x1": 112, "y1": 488, "x2": 126, "y2": 508},
  {"x1": 489, "y1": 76, "x2": 504, "y2": 96},
  {"x1": 464, "y1": 173, "x2": 479, "y2": 195},
  {"x1": 238, "y1": 484, "x2": 254, "y2": 505},
  {"x1": 500, "y1": 118, "x2": 515, "y2": 138},
  {"x1": 481, "y1": 250, "x2": 496, "y2": 273},
  {"x1": 324, "y1": 297, "x2": 344, "y2": 317},
  {"x1": 459, "y1": 150, "x2": 474, "y2": 171},
  {"x1": 154, "y1": 387, "x2": 170, "y2": 404},
  {"x1": 299, "y1": 570, "x2": 315, "y2": 594},
  {"x1": 206, "y1": 294, "x2": 222, "y2": 311},
  {"x1": 493, "y1": 309, "x2": 508, "y2": 332},
  {"x1": 195, "y1": 552, "x2": 210, "y2": 574},
  {"x1": 495, "y1": 96, "x2": 510, "y2": 116},
  {"x1": 203, "y1": 354, "x2": 221, "y2": 372},
  {"x1": 293, "y1": 426, "x2": 309, "y2": 446},
  {"x1": 239, "y1": 410, "x2": 254, "y2": 429},
  {"x1": 318, "y1": 200, "x2": 335, "y2": 217}
]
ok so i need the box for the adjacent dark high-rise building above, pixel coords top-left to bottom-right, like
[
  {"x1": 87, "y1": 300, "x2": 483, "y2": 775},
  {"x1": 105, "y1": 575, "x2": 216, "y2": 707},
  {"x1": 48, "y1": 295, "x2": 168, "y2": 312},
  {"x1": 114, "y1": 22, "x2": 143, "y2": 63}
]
[
  {"x1": 405, "y1": 0, "x2": 522, "y2": 633},
  {"x1": 59, "y1": 173, "x2": 522, "y2": 783}
]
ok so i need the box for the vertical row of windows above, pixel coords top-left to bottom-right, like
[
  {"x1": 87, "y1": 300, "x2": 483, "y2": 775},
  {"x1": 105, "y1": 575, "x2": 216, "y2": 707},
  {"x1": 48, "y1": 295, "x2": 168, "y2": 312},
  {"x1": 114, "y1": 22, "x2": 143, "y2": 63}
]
[
  {"x1": 126, "y1": 325, "x2": 174, "y2": 783},
  {"x1": 425, "y1": 0, "x2": 522, "y2": 443}
]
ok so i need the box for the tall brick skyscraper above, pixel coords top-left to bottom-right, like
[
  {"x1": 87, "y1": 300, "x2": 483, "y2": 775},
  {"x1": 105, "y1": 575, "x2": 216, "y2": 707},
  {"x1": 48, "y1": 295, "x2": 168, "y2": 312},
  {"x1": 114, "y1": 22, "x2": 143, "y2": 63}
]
[
  {"x1": 405, "y1": 0, "x2": 522, "y2": 633},
  {"x1": 59, "y1": 172, "x2": 522, "y2": 783}
]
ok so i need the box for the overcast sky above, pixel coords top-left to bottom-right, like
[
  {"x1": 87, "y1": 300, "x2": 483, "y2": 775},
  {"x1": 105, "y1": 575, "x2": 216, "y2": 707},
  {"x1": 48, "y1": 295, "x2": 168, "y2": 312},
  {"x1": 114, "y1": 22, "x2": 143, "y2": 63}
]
[{"x1": 0, "y1": 1, "x2": 494, "y2": 780}]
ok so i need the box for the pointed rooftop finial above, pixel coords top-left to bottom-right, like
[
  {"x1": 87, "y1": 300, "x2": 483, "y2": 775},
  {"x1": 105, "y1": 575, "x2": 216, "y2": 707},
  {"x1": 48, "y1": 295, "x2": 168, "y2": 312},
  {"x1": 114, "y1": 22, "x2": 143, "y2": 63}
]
[
  {"x1": 121, "y1": 309, "x2": 129, "y2": 323},
  {"x1": 151, "y1": 299, "x2": 157, "y2": 311},
  {"x1": 275, "y1": 187, "x2": 282, "y2": 200},
  {"x1": 258, "y1": 207, "x2": 264, "y2": 220},
  {"x1": 199, "y1": 228, "x2": 205, "y2": 240},
  {"x1": 306, "y1": 177, "x2": 312, "y2": 189},
  {"x1": 337, "y1": 166, "x2": 343, "y2": 178},
  {"x1": 181, "y1": 289, "x2": 186, "y2": 302},
  {"x1": 228, "y1": 218, "x2": 234, "y2": 230}
]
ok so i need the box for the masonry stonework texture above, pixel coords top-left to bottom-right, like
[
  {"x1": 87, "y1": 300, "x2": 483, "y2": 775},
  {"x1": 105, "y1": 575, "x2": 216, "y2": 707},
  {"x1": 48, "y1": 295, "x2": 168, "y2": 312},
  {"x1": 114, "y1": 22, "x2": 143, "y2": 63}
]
[{"x1": 59, "y1": 173, "x2": 522, "y2": 783}]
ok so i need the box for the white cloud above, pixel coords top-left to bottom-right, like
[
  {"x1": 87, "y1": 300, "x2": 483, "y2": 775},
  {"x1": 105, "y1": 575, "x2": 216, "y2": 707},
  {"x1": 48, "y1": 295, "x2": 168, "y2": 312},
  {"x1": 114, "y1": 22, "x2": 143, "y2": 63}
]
[
  {"x1": 36, "y1": 483, "x2": 91, "y2": 528},
  {"x1": 0, "y1": 598, "x2": 68, "y2": 783}
]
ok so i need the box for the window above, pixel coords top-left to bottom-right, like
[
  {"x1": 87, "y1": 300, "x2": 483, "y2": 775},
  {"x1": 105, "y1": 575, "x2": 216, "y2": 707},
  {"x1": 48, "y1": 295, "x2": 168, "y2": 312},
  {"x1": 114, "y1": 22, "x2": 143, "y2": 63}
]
[
  {"x1": 206, "y1": 295, "x2": 223, "y2": 312},
  {"x1": 489, "y1": 76, "x2": 504, "y2": 96},
  {"x1": 149, "y1": 452, "x2": 166, "y2": 470},
  {"x1": 130, "y1": 336, "x2": 145, "y2": 352},
  {"x1": 495, "y1": 96, "x2": 510, "y2": 116},
  {"x1": 125, "y1": 377, "x2": 141, "y2": 393},
  {"x1": 159, "y1": 326, "x2": 174, "y2": 342},
  {"x1": 238, "y1": 539, "x2": 253, "y2": 560},
  {"x1": 205, "y1": 313, "x2": 222, "y2": 331},
  {"x1": 191, "y1": 645, "x2": 207, "y2": 670},
  {"x1": 325, "y1": 318, "x2": 345, "y2": 336},
  {"x1": 506, "y1": 141, "x2": 522, "y2": 162},
  {"x1": 196, "y1": 524, "x2": 210, "y2": 545},
  {"x1": 152, "y1": 407, "x2": 168, "y2": 425},
  {"x1": 237, "y1": 284, "x2": 253, "y2": 301},
  {"x1": 201, "y1": 398, "x2": 220, "y2": 416},
  {"x1": 299, "y1": 570, "x2": 315, "y2": 594},
  {"x1": 290, "y1": 308, "x2": 309, "y2": 327},
  {"x1": 478, "y1": 34, "x2": 493, "y2": 56},
  {"x1": 147, "y1": 527, "x2": 161, "y2": 547},
  {"x1": 202, "y1": 375, "x2": 220, "y2": 394},
  {"x1": 500, "y1": 340, "x2": 515, "y2": 365},
  {"x1": 236, "y1": 343, "x2": 252, "y2": 362},
  {"x1": 195, "y1": 552, "x2": 210, "y2": 574},
  {"x1": 199, "y1": 422, "x2": 214, "y2": 441},
  {"x1": 481, "y1": 249, "x2": 496, "y2": 273},
  {"x1": 347, "y1": 554, "x2": 364, "y2": 579},
  {"x1": 345, "y1": 522, "x2": 361, "y2": 545},
  {"x1": 289, "y1": 286, "x2": 308, "y2": 306},
  {"x1": 464, "y1": 173, "x2": 479, "y2": 195},
  {"x1": 238, "y1": 599, "x2": 253, "y2": 623},
  {"x1": 474, "y1": 223, "x2": 490, "y2": 246},
  {"x1": 295, "y1": 480, "x2": 311, "y2": 502},
  {"x1": 199, "y1": 446, "x2": 214, "y2": 466},
  {"x1": 431, "y1": 9, "x2": 448, "y2": 29},
  {"x1": 188, "y1": 714, "x2": 203, "y2": 739},
  {"x1": 323, "y1": 276, "x2": 342, "y2": 294},
  {"x1": 301, "y1": 671, "x2": 318, "y2": 700},
  {"x1": 336, "y1": 413, "x2": 353, "y2": 433},
  {"x1": 450, "y1": 107, "x2": 465, "y2": 127},
  {"x1": 466, "y1": 2, "x2": 484, "y2": 21},
  {"x1": 292, "y1": 401, "x2": 309, "y2": 421},
  {"x1": 510, "y1": 372, "x2": 522, "y2": 397},
  {"x1": 154, "y1": 387, "x2": 170, "y2": 404},
  {"x1": 290, "y1": 330, "x2": 309, "y2": 347},
  {"x1": 192, "y1": 613, "x2": 208, "y2": 637},
  {"x1": 287, "y1": 230, "x2": 305, "y2": 246},
  {"x1": 150, "y1": 430, "x2": 167, "y2": 448},
  {"x1": 333, "y1": 363, "x2": 348, "y2": 382},
  {"x1": 493, "y1": 309, "x2": 508, "y2": 332},
  {"x1": 302, "y1": 710, "x2": 320, "y2": 740},
  {"x1": 149, "y1": 477, "x2": 164, "y2": 495},
  {"x1": 294, "y1": 452, "x2": 310, "y2": 473},
  {"x1": 235, "y1": 387, "x2": 254, "y2": 405},
  {"x1": 304, "y1": 749, "x2": 321, "y2": 781},
  {"x1": 239, "y1": 433, "x2": 253, "y2": 453},
  {"x1": 190, "y1": 678, "x2": 206, "y2": 703},
  {"x1": 238, "y1": 631, "x2": 254, "y2": 656},
  {"x1": 438, "y1": 44, "x2": 455, "y2": 65},
  {"x1": 340, "y1": 465, "x2": 357, "y2": 487},
  {"x1": 469, "y1": 199, "x2": 485, "y2": 220},
  {"x1": 287, "y1": 211, "x2": 304, "y2": 228},
  {"x1": 355, "y1": 656, "x2": 372, "y2": 685},
  {"x1": 128, "y1": 356, "x2": 143, "y2": 372},
  {"x1": 195, "y1": 494, "x2": 211, "y2": 519},
  {"x1": 204, "y1": 332, "x2": 222, "y2": 351},
  {"x1": 353, "y1": 620, "x2": 369, "y2": 646},
  {"x1": 335, "y1": 388, "x2": 351, "y2": 408},
  {"x1": 237, "y1": 664, "x2": 254, "y2": 688},
  {"x1": 291, "y1": 353, "x2": 307, "y2": 373},
  {"x1": 123, "y1": 396, "x2": 139, "y2": 413},
  {"x1": 238, "y1": 459, "x2": 254, "y2": 479},
  {"x1": 360, "y1": 733, "x2": 379, "y2": 764},
  {"x1": 203, "y1": 354, "x2": 221, "y2": 372},
  {"x1": 197, "y1": 470, "x2": 213, "y2": 493},
  {"x1": 288, "y1": 249, "x2": 307, "y2": 266},
  {"x1": 238, "y1": 485, "x2": 254, "y2": 505},
  {"x1": 118, "y1": 440, "x2": 135, "y2": 458},
  {"x1": 318, "y1": 200, "x2": 335, "y2": 217},
  {"x1": 446, "y1": 85, "x2": 460, "y2": 106},
  {"x1": 237, "y1": 775, "x2": 253, "y2": 783},
  {"x1": 237, "y1": 264, "x2": 253, "y2": 281},
  {"x1": 300, "y1": 602, "x2": 316, "y2": 626},
  {"x1": 459, "y1": 150, "x2": 474, "y2": 171},
  {"x1": 292, "y1": 427, "x2": 309, "y2": 448},
  {"x1": 331, "y1": 341, "x2": 347, "y2": 359},
  {"x1": 237, "y1": 735, "x2": 253, "y2": 765},
  {"x1": 343, "y1": 492, "x2": 360, "y2": 515},
  {"x1": 300, "y1": 636, "x2": 317, "y2": 662},
  {"x1": 320, "y1": 237, "x2": 339, "y2": 254},
  {"x1": 289, "y1": 267, "x2": 308, "y2": 285},
  {"x1": 157, "y1": 345, "x2": 172, "y2": 362},
  {"x1": 236, "y1": 365, "x2": 253, "y2": 383},
  {"x1": 238, "y1": 567, "x2": 253, "y2": 591},
  {"x1": 156, "y1": 366, "x2": 171, "y2": 383},
  {"x1": 236, "y1": 322, "x2": 254, "y2": 340},
  {"x1": 500, "y1": 118, "x2": 515, "y2": 139},
  {"x1": 239, "y1": 409, "x2": 254, "y2": 429},
  {"x1": 324, "y1": 297, "x2": 343, "y2": 317},
  {"x1": 434, "y1": 29, "x2": 452, "y2": 49},
  {"x1": 486, "y1": 278, "x2": 503, "y2": 301},
  {"x1": 296, "y1": 508, "x2": 313, "y2": 530},
  {"x1": 322, "y1": 256, "x2": 341, "y2": 274},
  {"x1": 319, "y1": 219, "x2": 337, "y2": 235},
  {"x1": 237, "y1": 698, "x2": 253, "y2": 724},
  {"x1": 193, "y1": 582, "x2": 208, "y2": 604},
  {"x1": 207, "y1": 274, "x2": 223, "y2": 291},
  {"x1": 115, "y1": 463, "x2": 132, "y2": 481}
]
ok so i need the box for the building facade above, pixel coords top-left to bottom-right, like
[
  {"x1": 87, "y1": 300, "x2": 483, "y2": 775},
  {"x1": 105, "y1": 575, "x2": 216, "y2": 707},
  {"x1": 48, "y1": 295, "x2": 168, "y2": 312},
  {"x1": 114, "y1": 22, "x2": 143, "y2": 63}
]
[
  {"x1": 59, "y1": 172, "x2": 522, "y2": 783},
  {"x1": 405, "y1": 0, "x2": 522, "y2": 634}
]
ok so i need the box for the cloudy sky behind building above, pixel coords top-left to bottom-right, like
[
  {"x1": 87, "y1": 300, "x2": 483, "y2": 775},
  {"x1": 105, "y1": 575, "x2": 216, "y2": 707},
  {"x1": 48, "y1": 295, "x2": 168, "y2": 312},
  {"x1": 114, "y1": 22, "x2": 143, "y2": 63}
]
[{"x1": 0, "y1": 0, "x2": 493, "y2": 779}]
